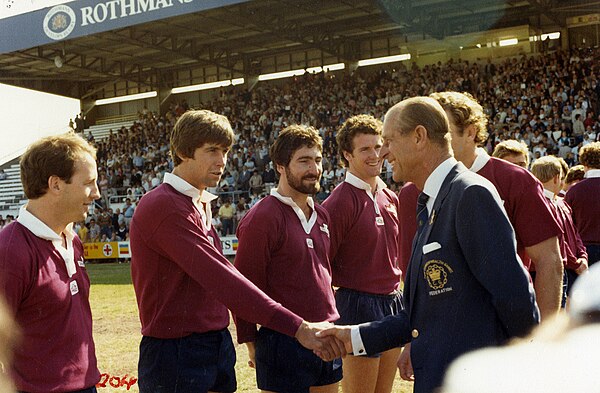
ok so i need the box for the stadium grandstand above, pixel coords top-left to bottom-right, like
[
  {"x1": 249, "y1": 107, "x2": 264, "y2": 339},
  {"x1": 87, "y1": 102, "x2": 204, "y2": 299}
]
[{"x1": 1, "y1": 0, "x2": 600, "y2": 235}]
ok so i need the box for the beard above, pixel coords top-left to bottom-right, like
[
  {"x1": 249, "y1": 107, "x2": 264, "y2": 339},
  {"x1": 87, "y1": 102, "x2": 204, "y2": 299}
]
[{"x1": 285, "y1": 167, "x2": 321, "y2": 195}]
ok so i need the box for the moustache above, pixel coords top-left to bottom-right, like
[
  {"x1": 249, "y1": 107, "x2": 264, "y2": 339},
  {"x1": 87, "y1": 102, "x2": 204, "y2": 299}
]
[{"x1": 302, "y1": 176, "x2": 319, "y2": 181}]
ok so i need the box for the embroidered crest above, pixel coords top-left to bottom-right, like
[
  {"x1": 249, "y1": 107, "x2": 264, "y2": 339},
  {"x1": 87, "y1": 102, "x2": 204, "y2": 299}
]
[
  {"x1": 319, "y1": 224, "x2": 329, "y2": 237},
  {"x1": 424, "y1": 260, "x2": 454, "y2": 295},
  {"x1": 386, "y1": 203, "x2": 398, "y2": 218}
]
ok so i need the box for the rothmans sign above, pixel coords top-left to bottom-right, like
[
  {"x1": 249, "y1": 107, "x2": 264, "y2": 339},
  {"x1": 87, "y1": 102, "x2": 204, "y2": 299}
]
[{"x1": 0, "y1": 0, "x2": 248, "y2": 54}]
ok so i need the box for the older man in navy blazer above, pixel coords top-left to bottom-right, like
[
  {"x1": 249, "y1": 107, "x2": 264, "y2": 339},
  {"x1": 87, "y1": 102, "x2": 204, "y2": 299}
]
[{"x1": 318, "y1": 97, "x2": 539, "y2": 393}]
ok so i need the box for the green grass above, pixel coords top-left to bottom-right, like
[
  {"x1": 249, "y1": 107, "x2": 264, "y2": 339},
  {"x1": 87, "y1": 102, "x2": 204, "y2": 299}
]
[{"x1": 88, "y1": 263, "x2": 412, "y2": 393}]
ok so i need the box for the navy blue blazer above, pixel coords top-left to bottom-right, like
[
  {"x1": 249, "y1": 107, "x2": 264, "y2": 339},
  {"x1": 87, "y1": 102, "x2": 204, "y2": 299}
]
[{"x1": 359, "y1": 163, "x2": 540, "y2": 393}]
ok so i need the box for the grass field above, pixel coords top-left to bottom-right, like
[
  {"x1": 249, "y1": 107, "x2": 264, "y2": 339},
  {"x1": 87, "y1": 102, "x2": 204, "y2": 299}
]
[{"x1": 87, "y1": 263, "x2": 412, "y2": 393}]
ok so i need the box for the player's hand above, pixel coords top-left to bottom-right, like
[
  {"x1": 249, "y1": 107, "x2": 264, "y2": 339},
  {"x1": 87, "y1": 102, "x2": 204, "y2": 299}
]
[
  {"x1": 398, "y1": 343, "x2": 414, "y2": 381},
  {"x1": 314, "y1": 325, "x2": 352, "y2": 360},
  {"x1": 245, "y1": 342, "x2": 256, "y2": 368},
  {"x1": 575, "y1": 258, "x2": 588, "y2": 275},
  {"x1": 295, "y1": 321, "x2": 346, "y2": 360}
]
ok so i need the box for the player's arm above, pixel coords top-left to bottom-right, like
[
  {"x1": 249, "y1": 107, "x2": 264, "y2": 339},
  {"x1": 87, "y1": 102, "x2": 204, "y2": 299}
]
[
  {"x1": 457, "y1": 185, "x2": 540, "y2": 337},
  {"x1": 148, "y1": 210, "x2": 302, "y2": 337},
  {"x1": 567, "y1": 205, "x2": 589, "y2": 273},
  {"x1": 526, "y1": 236, "x2": 563, "y2": 318},
  {"x1": 147, "y1": 210, "x2": 344, "y2": 358},
  {"x1": 514, "y1": 180, "x2": 564, "y2": 319}
]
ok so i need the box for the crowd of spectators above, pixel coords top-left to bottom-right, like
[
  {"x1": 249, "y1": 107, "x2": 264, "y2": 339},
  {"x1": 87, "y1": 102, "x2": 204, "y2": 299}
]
[{"x1": 68, "y1": 46, "x2": 600, "y2": 239}]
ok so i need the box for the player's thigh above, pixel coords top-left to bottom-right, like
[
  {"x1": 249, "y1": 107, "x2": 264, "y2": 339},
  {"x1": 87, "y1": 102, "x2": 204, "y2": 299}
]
[
  {"x1": 341, "y1": 355, "x2": 380, "y2": 393},
  {"x1": 374, "y1": 347, "x2": 402, "y2": 393},
  {"x1": 310, "y1": 382, "x2": 340, "y2": 393}
]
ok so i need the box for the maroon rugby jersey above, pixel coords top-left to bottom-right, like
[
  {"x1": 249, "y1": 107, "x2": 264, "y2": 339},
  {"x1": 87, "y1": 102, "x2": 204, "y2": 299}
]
[
  {"x1": 0, "y1": 221, "x2": 100, "y2": 393},
  {"x1": 130, "y1": 183, "x2": 302, "y2": 339},
  {"x1": 234, "y1": 193, "x2": 338, "y2": 343},
  {"x1": 323, "y1": 177, "x2": 401, "y2": 294},
  {"x1": 555, "y1": 197, "x2": 587, "y2": 270},
  {"x1": 565, "y1": 176, "x2": 600, "y2": 245}
]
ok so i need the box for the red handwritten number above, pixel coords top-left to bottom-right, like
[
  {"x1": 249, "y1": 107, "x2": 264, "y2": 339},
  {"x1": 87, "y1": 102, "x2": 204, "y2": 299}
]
[
  {"x1": 123, "y1": 375, "x2": 138, "y2": 390},
  {"x1": 109, "y1": 376, "x2": 121, "y2": 388},
  {"x1": 96, "y1": 373, "x2": 137, "y2": 390},
  {"x1": 96, "y1": 373, "x2": 109, "y2": 387}
]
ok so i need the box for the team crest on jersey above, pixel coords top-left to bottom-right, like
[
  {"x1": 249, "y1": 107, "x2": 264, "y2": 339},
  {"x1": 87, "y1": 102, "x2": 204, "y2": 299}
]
[
  {"x1": 424, "y1": 260, "x2": 454, "y2": 296},
  {"x1": 385, "y1": 203, "x2": 398, "y2": 218},
  {"x1": 319, "y1": 224, "x2": 329, "y2": 237}
]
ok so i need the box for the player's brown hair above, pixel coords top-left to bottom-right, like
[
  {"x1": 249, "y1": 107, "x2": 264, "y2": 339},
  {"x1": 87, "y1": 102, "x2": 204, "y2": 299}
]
[
  {"x1": 336, "y1": 114, "x2": 382, "y2": 167},
  {"x1": 20, "y1": 132, "x2": 97, "y2": 199},
  {"x1": 565, "y1": 165, "x2": 585, "y2": 186},
  {"x1": 579, "y1": 142, "x2": 600, "y2": 169},
  {"x1": 430, "y1": 91, "x2": 489, "y2": 145},
  {"x1": 170, "y1": 110, "x2": 234, "y2": 166},
  {"x1": 531, "y1": 156, "x2": 562, "y2": 183},
  {"x1": 492, "y1": 140, "x2": 530, "y2": 167},
  {"x1": 270, "y1": 124, "x2": 322, "y2": 167}
]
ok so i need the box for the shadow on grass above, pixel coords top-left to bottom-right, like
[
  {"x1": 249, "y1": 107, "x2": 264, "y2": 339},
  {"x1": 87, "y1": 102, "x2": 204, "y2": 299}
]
[{"x1": 86, "y1": 262, "x2": 132, "y2": 285}]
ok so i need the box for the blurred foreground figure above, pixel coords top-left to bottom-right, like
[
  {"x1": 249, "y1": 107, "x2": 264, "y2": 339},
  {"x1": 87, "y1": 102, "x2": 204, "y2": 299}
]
[{"x1": 442, "y1": 262, "x2": 600, "y2": 393}]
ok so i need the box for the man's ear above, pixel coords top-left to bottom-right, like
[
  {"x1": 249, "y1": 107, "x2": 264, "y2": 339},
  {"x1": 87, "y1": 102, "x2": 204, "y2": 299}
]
[
  {"x1": 465, "y1": 124, "x2": 478, "y2": 142},
  {"x1": 413, "y1": 125, "x2": 428, "y2": 149},
  {"x1": 275, "y1": 163, "x2": 286, "y2": 177},
  {"x1": 47, "y1": 175, "x2": 63, "y2": 195},
  {"x1": 342, "y1": 150, "x2": 353, "y2": 165}
]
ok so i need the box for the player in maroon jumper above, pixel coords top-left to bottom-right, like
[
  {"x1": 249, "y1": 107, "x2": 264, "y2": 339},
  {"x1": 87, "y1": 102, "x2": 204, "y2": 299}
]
[
  {"x1": 235, "y1": 125, "x2": 341, "y2": 393},
  {"x1": 323, "y1": 115, "x2": 402, "y2": 393},
  {"x1": 565, "y1": 142, "x2": 600, "y2": 267},
  {"x1": 431, "y1": 91, "x2": 562, "y2": 320},
  {"x1": 530, "y1": 156, "x2": 588, "y2": 298},
  {"x1": 0, "y1": 133, "x2": 101, "y2": 393}
]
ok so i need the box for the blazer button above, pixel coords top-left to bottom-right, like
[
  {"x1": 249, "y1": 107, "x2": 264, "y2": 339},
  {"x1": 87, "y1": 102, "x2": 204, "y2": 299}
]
[{"x1": 411, "y1": 329, "x2": 419, "y2": 338}]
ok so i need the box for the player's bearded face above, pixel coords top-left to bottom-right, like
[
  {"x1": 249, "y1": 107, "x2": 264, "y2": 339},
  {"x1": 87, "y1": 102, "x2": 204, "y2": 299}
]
[{"x1": 285, "y1": 166, "x2": 321, "y2": 195}]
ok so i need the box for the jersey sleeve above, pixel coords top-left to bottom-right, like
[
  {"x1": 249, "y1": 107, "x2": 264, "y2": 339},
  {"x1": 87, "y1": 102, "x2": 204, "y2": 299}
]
[
  {"x1": 511, "y1": 178, "x2": 562, "y2": 248},
  {"x1": 146, "y1": 208, "x2": 303, "y2": 339}
]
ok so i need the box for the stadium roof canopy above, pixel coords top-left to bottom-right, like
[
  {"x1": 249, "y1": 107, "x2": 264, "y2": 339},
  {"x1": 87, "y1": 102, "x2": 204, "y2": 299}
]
[{"x1": 0, "y1": 0, "x2": 597, "y2": 100}]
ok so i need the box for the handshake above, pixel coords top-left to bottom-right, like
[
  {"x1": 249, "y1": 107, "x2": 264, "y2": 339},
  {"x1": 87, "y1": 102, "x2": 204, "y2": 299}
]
[
  {"x1": 245, "y1": 322, "x2": 353, "y2": 369},
  {"x1": 296, "y1": 321, "x2": 353, "y2": 361}
]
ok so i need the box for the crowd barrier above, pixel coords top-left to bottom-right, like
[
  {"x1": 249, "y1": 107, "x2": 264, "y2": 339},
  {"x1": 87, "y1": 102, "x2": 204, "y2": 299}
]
[{"x1": 83, "y1": 236, "x2": 238, "y2": 259}]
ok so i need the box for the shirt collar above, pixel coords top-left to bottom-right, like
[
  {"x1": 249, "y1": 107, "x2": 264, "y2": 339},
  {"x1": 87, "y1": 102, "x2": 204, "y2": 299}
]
[
  {"x1": 345, "y1": 171, "x2": 387, "y2": 195},
  {"x1": 423, "y1": 157, "x2": 458, "y2": 201},
  {"x1": 164, "y1": 172, "x2": 217, "y2": 229},
  {"x1": 470, "y1": 147, "x2": 491, "y2": 173},
  {"x1": 542, "y1": 188, "x2": 556, "y2": 201},
  {"x1": 17, "y1": 205, "x2": 74, "y2": 243},
  {"x1": 585, "y1": 169, "x2": 600, "y2": 179},
  {"x1": 270, "y1": 188, "x2": 317, "y2": 234},
  {"x1": 17, "y1": 205, "x2": 77, "y2": 277},
  {"x1": 163, "y1": 172, "x2": 218, "y2": 204}
]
